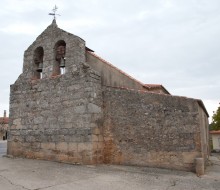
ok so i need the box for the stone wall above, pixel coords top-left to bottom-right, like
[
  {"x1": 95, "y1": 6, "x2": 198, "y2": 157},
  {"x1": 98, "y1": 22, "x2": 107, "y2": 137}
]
[
  {"x1": 102, "y1": 87, "x2": 208, "y2": 171},
  {"x1": 86, "y1": 51, "x2": 146, "y2": 91},
  {"x1": 198, "y1": 104, "x2": 209, "y2": 160},
  {"x1": 8, "y1": 66, "x2": 104, "y2": 164},
  {"x1": 22, "y1": 20, "x2": 86, "y2": 81},
  {"x1": 8, "y1": 20, "x2": 209, "y2": 172}
]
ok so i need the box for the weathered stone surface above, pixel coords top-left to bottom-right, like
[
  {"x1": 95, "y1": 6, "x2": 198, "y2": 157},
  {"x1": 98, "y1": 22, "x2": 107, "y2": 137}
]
[
  {"x1": 87, "y1": 103, "x2": 101, "y2": 113},
  {"x1": 8, "y1": 20, "x2": 104, "y2": 164},
  {"x1": 7, "y1": 20, "x2": 209, "y2": 172},
  {"x1": 102, "y1": 88, "x2": 209, "y2": 171},
  {"x1": 195, "y1": 158, "x2": 205, "y2": 176}
]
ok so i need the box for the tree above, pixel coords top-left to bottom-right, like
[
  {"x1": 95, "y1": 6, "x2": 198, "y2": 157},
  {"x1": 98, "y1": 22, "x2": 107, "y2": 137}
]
[{"x1": 210, "y1": 103, "x2": 220, "y2": 131}]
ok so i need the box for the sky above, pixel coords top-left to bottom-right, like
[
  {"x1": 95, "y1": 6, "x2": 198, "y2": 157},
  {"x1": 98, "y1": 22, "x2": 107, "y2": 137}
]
[{"x1": 0, "y1": 0, "x2": 219, "y2": 121}]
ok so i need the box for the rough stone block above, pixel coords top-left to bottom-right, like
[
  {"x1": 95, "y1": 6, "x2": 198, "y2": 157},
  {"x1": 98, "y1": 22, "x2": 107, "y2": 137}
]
[
  {"x1": 92, "y1": 134, "x2": 99, "y2": 142},
  {"x1": 68, "y1": 142, "x2": 78, "y2": 152},
  {"x1": 13, "y1": 118, "x2": 21, "y2": 126},
  {"x1": 41, "y1": 142, "x2": 55, "y2": 150},
  {"x1": 182, "y1": 152, "x2": 200, "y2": 164},
  {"x1": 74, "y1": 105, "x2": 86, "y2": 114},
  {"x1": 87, "y1": 103, "x2": 101, "y2": 113},
  {"x1": 78, "y1": 142, "x2": 93, "y2": 152},
  {"x1": 195, "y1": 158, "x2": 204, "y2": 176},
  {"x1": 56, "y1": 142, "x2": 68, "y2": 152},
  {"x1": 56, "y1": 154, "x2": 69, "y2": 162},
  {"x1": 7, "y1": 141, "x2": 23, "y2": 156},
  {"x1": 98, "y1": 135, "x2": 104, "y2": 142},
  {"x1": 68, "y1": 156, "x2": 81, "y2": 164},
  {"x1": 33, "y1": 116, "x2": 44, "y2": 124},
  {"x1": 92, "y1": 127, "x2": 100, "y2": 135}
]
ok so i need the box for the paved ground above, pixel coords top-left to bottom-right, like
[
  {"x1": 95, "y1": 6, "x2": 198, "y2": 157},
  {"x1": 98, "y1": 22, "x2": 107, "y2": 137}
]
[
  {"x1": 0, "y1": 140, "x2": 220, "y2": 190},
  {"x1": 0, "y1": 140, "x2": 7, "y2": 157}
]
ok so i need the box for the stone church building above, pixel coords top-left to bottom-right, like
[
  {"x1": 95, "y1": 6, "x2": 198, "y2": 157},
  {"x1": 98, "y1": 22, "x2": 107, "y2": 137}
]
[{"x1": 8, "y1": 20, "x2": 209, "y2": 172}]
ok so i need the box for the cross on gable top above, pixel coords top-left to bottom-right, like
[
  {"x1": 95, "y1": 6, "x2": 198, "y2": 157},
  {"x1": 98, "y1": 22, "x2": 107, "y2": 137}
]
[{"x1": 49, "y1": 5, "x2": 60, "y2": 20}]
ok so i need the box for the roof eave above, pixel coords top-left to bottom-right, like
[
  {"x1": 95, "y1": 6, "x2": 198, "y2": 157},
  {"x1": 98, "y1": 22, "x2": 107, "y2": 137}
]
[{"x1": 197, "y1": 99, "x2": 209, "y2": 117}]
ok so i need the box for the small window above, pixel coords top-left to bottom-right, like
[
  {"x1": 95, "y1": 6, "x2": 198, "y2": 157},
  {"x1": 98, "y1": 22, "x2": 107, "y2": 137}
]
[
  {"x1": 33, "y1": 47, "x2": 44, "y2": 79},
  {"x1": 53, "y1": 40, "x2": 66, "y2": 76}
]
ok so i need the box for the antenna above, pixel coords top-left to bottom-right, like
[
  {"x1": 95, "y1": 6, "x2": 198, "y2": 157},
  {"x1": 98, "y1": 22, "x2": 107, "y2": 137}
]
[{"x1": 49, "y1": 5, "x2": 60, "y2": 20}]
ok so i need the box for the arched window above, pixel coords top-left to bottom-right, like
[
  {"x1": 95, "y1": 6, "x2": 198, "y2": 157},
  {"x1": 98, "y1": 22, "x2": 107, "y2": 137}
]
[
  {"x1": 33, "y1": 47, "x2": 44, "y2": 79},
  {"x1": 53, "y1": 40, "x2": 66, "y2": 76}
]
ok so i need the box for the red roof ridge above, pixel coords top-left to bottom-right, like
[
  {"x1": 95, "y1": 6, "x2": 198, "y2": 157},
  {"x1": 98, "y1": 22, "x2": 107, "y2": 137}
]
[
  {"x1": 0, "y1": 117, "x2": 9, "y2": 124},
  {"x1": 87, "y1": 51, "x2": 145, "y2": 87},
  {"x1": 144, "y1": 84, "x2": 170, "y2": 95},
  {"x1": 104, "y1": 85, "x2": 208, "y2": 116},
  {"x1": 210, "y1": 130, "x2": 220, "y2": 134},
  {"x1": 145, "y1": 84, "x2": 162, "y2": 86},
  {"x1": 104, "y1": 85, "x2": 170, "y2": 95}
]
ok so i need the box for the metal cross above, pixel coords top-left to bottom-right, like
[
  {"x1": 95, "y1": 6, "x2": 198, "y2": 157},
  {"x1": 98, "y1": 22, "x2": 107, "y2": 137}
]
[{"x1": 49, "y1": 5, "x2": 60, "y2": 20}]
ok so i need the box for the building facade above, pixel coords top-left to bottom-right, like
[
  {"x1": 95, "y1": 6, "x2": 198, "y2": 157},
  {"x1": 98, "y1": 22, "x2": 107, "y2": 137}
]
[
  {"x1": 210, "y1": 130, "x2": 220, "y2": 152},
  {"x1": 8, "y1": 20, "x2": 209, "y2": 171},
  {"x1": 0, "y1": 110, "x2": 8, "y2": 140}
]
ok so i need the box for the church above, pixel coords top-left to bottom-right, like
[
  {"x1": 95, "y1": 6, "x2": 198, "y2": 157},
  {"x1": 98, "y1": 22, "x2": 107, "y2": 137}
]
[{"x1": 8, "y1": 19, "x2": 209, "y2": 172}]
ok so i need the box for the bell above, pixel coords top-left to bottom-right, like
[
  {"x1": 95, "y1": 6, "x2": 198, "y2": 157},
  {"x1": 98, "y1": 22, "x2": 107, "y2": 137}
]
[
  {"x1": 36, "y1": 62, "x2": 43, "y2": 72},
  {"x1": 60, "y1": 57, "x2": 65, "y2": 68}
]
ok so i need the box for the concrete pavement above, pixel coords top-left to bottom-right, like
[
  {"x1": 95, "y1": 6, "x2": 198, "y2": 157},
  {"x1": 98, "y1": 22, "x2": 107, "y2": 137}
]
[{"x1": 0, "y1": 140, "x2": 220, "y2": 190}]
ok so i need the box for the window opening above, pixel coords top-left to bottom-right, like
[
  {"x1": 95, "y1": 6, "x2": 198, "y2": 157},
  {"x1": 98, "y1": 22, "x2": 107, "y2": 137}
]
[
  {"x1": 59, "y1": 55, "x2": 66, "y2": 74},
  {"x1": 36, "y1": 62, "x2": 43, "y2": 79},
  {"x1": 33, "y1": 47, "x2": 44, "y2": 79},
  {"x1": 53, "y1": 40, "x2": 66, "y2": 76},
  {"x1": 56, "y1": 45, "x2": 66, "y2": 74}
]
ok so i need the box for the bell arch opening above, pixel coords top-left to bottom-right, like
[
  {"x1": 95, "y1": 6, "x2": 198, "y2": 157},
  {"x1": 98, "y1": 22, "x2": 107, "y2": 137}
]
[
  {"x1": 53, "y1": 40, "x2": 66, "y2": 76},
  {"x1": 33, "y1": 46, "x2": 44, "y2": 79}
]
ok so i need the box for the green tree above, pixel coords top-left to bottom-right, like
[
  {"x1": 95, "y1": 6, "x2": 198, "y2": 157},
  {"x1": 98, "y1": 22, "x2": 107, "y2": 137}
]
[{"x1": 210, "y1": 103, "x2": 220, "y2": 131}]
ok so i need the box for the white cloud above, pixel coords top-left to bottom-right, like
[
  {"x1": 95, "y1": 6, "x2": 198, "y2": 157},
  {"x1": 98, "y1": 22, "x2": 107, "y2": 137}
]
[
  {"x1": 59, "y1": 18, "x2": 104, "y2": 32},
  {"x1": 0, "y1": 22, "x2": 41, "y2": 35},
  {"x1": 0, "y1": 0, "x2": 65, "y2": 14}
]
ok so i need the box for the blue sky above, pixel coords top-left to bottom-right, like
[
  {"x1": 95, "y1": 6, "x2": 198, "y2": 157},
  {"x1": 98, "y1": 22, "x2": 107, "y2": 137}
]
[{"x1": 0, "y1": 0, "x2": 219, "y2": 120}]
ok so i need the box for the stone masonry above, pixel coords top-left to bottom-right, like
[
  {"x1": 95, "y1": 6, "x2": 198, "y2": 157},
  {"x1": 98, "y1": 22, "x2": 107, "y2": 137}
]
[
  {"x1": 102, "y1": 88, "x2": 209, "y2": 171},
  {"x1": 8, "y1": 19, "x2": 209, "y2": 172},
  {"x1": 8, "y1": 20, "x2": 104, "y2": 164}
]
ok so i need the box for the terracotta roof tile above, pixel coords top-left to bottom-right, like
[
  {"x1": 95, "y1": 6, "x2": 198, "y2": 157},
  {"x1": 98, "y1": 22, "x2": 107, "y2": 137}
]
[
  {"x1": 86, "y1": 50, "x2": 208, "y2": 116},
  {"x1": 210, "y1": 130, "x2": 220, "y2": 134},
  {"x1": 0, "y1": 117, "x2": 9, "y2": 124},
  {"x1": 144, "y1": 84, "x2": 170, "y2": 95},
  {"x1": 144, "y1": 84, "x2": 163, "y2": 88}
]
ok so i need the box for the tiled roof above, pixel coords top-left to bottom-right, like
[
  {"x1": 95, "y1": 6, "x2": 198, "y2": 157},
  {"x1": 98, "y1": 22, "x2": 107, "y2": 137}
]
[
  {"x1": 144, "y1": 84, "x2": 163, "y2": 88},
  {"x1": 144, "y1": 84, "x2": 170, "y2": 95},
  {"x1": 0, "y1": 117, "x2": 9, "y2": 124},
  {"x1": 86, "y1": 50, "x2": 209, "y2": 116},
  {"x1": 210, "y1": 130, "x2": 220, "y2": 134},
  {"x1": 87, "y1": 51, "x2": 170, "y2": 94},
  {"x1": 86, "y1": 47, "x2": 94, "y2": 52}
]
